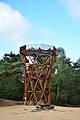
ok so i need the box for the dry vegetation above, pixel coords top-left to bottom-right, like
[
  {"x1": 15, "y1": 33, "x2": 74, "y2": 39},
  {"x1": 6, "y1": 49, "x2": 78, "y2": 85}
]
[{"x1": 0, "y1": 99, "x2": 80, "y2": 120}]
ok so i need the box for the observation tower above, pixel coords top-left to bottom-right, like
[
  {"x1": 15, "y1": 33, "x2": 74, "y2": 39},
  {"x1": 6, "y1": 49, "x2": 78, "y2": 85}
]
[{"x1": 20, "y1": 44, "x2": 56, "y2": 105}]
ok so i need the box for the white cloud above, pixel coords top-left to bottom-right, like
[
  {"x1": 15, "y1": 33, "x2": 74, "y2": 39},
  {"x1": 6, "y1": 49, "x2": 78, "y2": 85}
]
[
  {"x1": 40, "y1": 27, "x2": 52, "y2": 37},
  {"x1": 0, "y1": 2, "x2": 32, "y2": 46},
  {"x1": 57, "y1": 0, "x2": 80, "y2": 20}
]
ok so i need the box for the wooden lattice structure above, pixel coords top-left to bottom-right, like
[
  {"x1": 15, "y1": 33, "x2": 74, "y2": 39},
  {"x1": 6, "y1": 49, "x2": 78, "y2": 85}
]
[{"x1": 20, "y1": 44, "x2": 56, "y2": 105}]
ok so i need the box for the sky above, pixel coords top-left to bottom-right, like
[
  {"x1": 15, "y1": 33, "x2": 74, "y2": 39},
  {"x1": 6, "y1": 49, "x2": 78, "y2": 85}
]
[{"x1": 0, "y1": 0, "x2": 80, "y2": 62}]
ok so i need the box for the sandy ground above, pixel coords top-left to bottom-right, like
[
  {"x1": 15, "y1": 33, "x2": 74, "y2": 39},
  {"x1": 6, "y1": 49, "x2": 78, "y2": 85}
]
[{"x1": 0, "y1": 99, "x2": 80, "y2": 120}]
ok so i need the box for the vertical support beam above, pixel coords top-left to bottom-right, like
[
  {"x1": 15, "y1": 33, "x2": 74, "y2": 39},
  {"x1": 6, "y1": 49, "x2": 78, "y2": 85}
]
[
  {"x1": 23, "y1": 55, "x2": 27, "y2": 104},
  {"x1": 47, "y1": 85, "x2": 51, "y2": 104}
]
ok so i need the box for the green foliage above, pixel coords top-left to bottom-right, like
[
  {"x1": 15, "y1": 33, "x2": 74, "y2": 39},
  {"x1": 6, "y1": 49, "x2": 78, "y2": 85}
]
[
  {"x1": 0, "y1": 52, "x2": 23, "y2": 101},
  {"x1": 0, "y1": 49, "x2": 80, "y2": 105},
  {"x1": 50, "y1": 47, "x2": 80, "y2": 106},
  {"x1": 0, "y1": 78, "x2": 23, "y2": 100}
]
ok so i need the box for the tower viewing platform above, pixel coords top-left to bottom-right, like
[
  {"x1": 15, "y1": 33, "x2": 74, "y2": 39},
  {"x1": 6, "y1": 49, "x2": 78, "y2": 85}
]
[{"x1": 20, "y1": 44, "x2": 56, "y2": 105}]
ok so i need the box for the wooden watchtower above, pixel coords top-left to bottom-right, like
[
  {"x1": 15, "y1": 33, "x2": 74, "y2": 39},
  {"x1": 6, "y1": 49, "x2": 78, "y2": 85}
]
[{"x1": 20, "y1": 44, "x2": 56, "y2": 105}]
